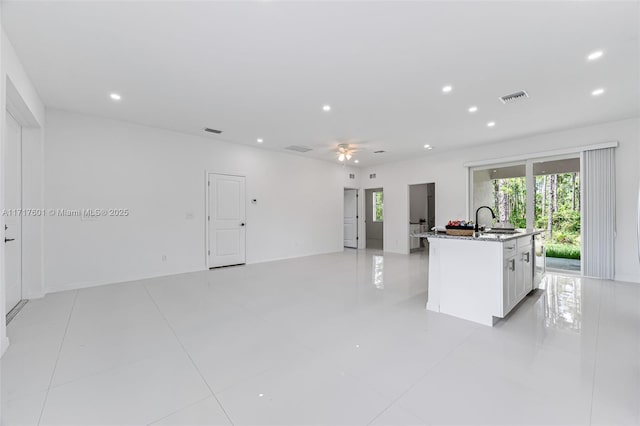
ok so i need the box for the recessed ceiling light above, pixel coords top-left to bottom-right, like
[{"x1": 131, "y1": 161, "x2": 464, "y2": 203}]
[
  {"x1": 587, "y1": 50, "x2": 604, "y2": 61},
  {"x1": 257, "y1": 138, "x2": 263, "y2": 143},
  {"x1": 110, "y1": 93, "x2": 121, "y2": 101},
  {"x1": 423, "y1": 144, "x2": 433, "y2": 150},
  {"x1": 442, "y1": 85, "x2": 453, "y2": 93},
  {"x1": 487, "y1": 121, "x2": 496, "y2": 127},
  {"x1": 468, "y1": 106, "x2": 478, "y2": 113},
  {"x1": 354, "y1": 160, "x2": 359, "y2": 164},
  {"x1": 322, "y1": 105, "x2": 331, "y2": 112},
  {"x1": 591, "y1": 88, "x2": 605, "y2": 96}
]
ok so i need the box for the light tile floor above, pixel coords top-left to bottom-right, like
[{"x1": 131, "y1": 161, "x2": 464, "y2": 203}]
[{"x1": 1, "y1": 250, "x2": 638, "y2": 425}]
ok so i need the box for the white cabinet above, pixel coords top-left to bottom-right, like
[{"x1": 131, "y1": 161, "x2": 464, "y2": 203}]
[
  {"x1": 503, "y1": 253, "x2": 517, "y2": 313},
  {"x1": 519, "y1": 246, "x2": 533, "y2": 296},
  {"x1": 502, "y1": 236, "x2": 534, "y2": 315},
  {"x1": 425, "y1": 231, "x2": 541, "y2": 327}
]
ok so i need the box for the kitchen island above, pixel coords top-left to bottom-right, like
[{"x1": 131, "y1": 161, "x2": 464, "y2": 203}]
[{"x1": 415, "y1": 230, "x2": 542, "y2": 326}]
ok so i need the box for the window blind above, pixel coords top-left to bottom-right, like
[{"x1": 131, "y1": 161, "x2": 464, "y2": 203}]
[{"x1": 582, "y1": 147, "x2": 616, "y2": 279}]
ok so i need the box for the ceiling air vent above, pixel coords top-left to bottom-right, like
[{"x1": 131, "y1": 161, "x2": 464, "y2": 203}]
[
  {"x1": 204, "y1": 128, "x2": 223, "y2": 134},
  {"x1": 373, "y1": 150, "x2": 386, "y2": 154},
  {"x1": 499, "y1": 90, "x2": 529, "y2": 104},
  {"x1": 284, "y1": 145, "x2": 313, "y2": 153}
]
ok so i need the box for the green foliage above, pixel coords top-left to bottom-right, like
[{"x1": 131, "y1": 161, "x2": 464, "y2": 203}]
[
  {"x1": 491, "y1": 177, "x2": 527, "y2": 228},
  {"x1": 554, "y1": 210, "x2": 580, "y2": 234},
  {"x1": 534, "y1": 173, "x2": 580, "y2": 242},
  {"x1": 373, "y1": 191, "x2": 384, "y2": 222},
  {"x1": 553, "y1": 232, "x2": 576, "y2": 245},
  {"x1": 489, "y1": 172, "x2": 581, "y2": 254},
  {"x1": 546, "y1": 244, "x2": 581, "y2": 260}
]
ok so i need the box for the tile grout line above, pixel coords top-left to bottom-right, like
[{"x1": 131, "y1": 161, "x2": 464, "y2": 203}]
[
  {"x1": 588, "y1": 284, "x2": 604, "y2": 425},
  {"x1": 36, "y1": 289, "x2": 80, "y2": 426},
  {"x1": 365, "y1": 325, "x2": 481, "y2": 426},
  {"x1": 142, "y1": 283, "x2": 235, "y2": 426},
  {"x1": 144, "y1": 395, "x2": 212, "y2": 426}
]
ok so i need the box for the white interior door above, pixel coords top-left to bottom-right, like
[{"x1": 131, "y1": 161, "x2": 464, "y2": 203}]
[
  {"x1": 344, "y1": 189, "x2": 358, "y2": 248},
  {"x1": 5, "y1": 112, "x2": 22, "y2": 312},
  {"x1": 208, "y1": 174, "x2": 246, "y2": 267}
]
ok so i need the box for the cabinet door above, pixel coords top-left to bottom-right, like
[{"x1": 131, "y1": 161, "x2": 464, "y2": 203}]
[
  {"x1": 515, "y1": 253, "x2": 526, "y2": 300},
  {"x1": 522, "y1": 247, "x2": 533, "y2": 293},
  {"x1": 504, "y1": 255, "x2": 517, "y2": 311}
]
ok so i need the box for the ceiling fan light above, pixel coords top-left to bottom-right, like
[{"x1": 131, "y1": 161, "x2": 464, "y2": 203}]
[
  {"x1": 338, "y1": 153, "x2": 345, "y2": 162},
  {"x1": 346, "y1": 153, "x2": 352, "y2": 160}
]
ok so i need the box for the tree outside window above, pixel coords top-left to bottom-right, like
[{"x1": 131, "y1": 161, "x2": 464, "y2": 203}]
[{"x1": 373, "y1": 191, "x2": 384, "y2": 222}]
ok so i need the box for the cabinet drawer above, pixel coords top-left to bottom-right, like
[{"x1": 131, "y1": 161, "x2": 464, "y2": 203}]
[
  {"x1": 503, "y1": 240, "x2": 516, "y2": 255},
  {"x1": 517, "y1": 236, "x2": 533, "y2": 249}
]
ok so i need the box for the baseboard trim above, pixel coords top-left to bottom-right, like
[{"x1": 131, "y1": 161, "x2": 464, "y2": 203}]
[
  {"x1": 45, "y1": 268, "x2": 205, "y2": 294},
  {"x1": 247, "y1": 249, "x2": 344, "y2": 265},
  {"x1": 44, "y1": 249, "x2": 347, "y2": 294},
  {"x1": 613, "y1": 274, "x2": 640, "y2": 284}
]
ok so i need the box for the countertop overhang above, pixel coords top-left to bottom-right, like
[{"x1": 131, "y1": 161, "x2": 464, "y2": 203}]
[{"x1": 411, "y1": 230, "x2": 542, "y2": 242}]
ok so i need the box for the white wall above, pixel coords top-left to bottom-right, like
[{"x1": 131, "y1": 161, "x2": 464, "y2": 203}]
[
  {"x1": 409, "y1": 184, "x2": 428, "y2": 223},
  {"x1": 0, "y1": 27, "x2": 46, "y2": 355},
  {"x1": 43, "y1": 109, "x2": 357, "y2": 292},
  {"x1": 361, "y1": 117, "x2": 640, "y2": 283}
]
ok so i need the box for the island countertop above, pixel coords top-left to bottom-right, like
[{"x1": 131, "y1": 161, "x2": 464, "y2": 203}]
[{"x1": 411, "y1": 229, "x2": 542, "y2": 242}]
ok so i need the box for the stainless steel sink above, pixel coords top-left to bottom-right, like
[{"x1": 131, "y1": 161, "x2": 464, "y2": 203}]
[{"x1": 483, "y1": 228, "x2": 520, "y2": 234}]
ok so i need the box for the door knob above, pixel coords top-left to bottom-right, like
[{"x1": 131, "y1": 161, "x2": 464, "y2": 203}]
[
  {"x1": 240, "y1": 223, "x2": 245, "y2": 227},
  {"x1": 4, "y1": 238, "x2": 15, "y2": 243}
]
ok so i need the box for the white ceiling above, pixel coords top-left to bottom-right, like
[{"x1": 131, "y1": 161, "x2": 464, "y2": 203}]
[{"x1": 3, "y1": 1, "x2": 638, "y2": 166}]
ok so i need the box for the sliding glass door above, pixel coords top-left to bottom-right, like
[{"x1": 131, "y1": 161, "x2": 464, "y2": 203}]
[
  {"x1": 470, "y1": 154, "x2": 582, "y2": 275},
  {"x1": 533, "y1": 158, "x2": 581, "y2": 273}
]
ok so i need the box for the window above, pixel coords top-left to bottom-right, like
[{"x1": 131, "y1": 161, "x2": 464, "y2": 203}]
[
  {"x1": 472, "y1": 164, "x2": 526, "y2": 228},
  {"x1": 373, "y1": 191, "x2": 384, "y2": 222}
]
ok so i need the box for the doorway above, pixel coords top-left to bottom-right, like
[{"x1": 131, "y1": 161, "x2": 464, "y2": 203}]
[
  {"x1": 207, "y1": 173, "x2": 246, "y2": 268},
  {"x1": 343, "y1": 188, "x2": 358, "y2": 249},
  {"x1": 5, "y1": 111, "x2": 23, "y2": 313},
  {"x1": 365, "y1": 188, "x2": 383, "y2": 249},
  {"x1": 533, "y1": 157, "x2": 581, "y2": 274},
  {"x1": 408, "y1": 183, "x2": 435, "y2": 252}
]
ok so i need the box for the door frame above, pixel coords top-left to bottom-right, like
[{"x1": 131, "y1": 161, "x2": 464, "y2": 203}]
[
  {"x1": 343, "y1": 187, "x2": 359, "y2": 249},
  {"x1": 363, "y1": 187, "x2": 384, "y2": 250},
  {"x1": 4, "y1": 110, "x2": 23, "y2": 312},
  {"x1": 204, "y1": 171, "x2": 247, "y2": 269},
  {"x1": 407, "y1": 182, "x2": 435, "y2": 253}
]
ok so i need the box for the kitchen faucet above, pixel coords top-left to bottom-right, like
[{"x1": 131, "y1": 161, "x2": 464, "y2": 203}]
[{"x1": 475, "y1": 206, "x2": 496, "y2": 232}]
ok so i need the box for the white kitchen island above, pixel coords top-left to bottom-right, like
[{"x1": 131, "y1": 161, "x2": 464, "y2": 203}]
[{"x1": 417, "y1": 230, "x2": 542, "y2": 326}]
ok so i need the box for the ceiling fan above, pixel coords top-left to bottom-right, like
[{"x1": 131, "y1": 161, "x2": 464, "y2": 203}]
[
  {"x1": 336, "y1": 143, "x2": 357, "y2": 162},
  {"x1": 325, "y1": 138, "x2": 369, "y2": 162}
]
